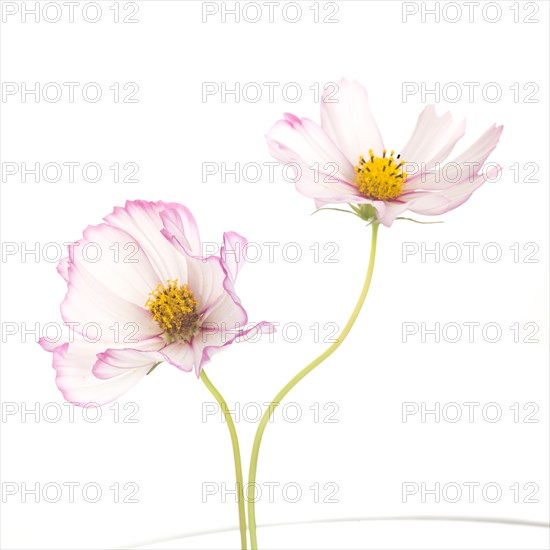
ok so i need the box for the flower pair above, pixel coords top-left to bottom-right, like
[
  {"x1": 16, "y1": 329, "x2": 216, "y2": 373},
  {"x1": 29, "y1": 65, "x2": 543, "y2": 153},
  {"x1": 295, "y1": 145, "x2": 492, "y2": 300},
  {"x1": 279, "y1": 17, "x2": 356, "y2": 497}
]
[{"x1": 41, "y1": 78, "x2": 503, "y2": 406}]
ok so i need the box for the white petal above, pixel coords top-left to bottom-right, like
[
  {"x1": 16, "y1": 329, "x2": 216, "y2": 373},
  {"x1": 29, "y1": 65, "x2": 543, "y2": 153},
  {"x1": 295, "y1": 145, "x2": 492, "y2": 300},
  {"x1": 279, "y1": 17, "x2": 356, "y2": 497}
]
[
  {"x1": 406, "y1": 124, "x2": 503, "y2": 191},
  {"x1": 159, "y1": 202, "x2": 202, "y2": 256},
  {"x1": 72, "y1": 222, "x2": 158, "y2": 306},
  {"x1": 92, "y1": 343, "x2": 164, "y2": 379},
  {"x1": 267, "y1": 137, "x2": 363, "y2": 202},
  {"x1": 159, "y1": 341, "x2": 194, "y2": 372},
  {"x1": 410, "y1": 166, "x2": 500, "y2": 215},
  {"x1": 202, "y1": 290, "x2": 247, "y2": 329},
  {"x1": 61, "y1": 259, "x2": 161, "y2": 341},
  {"x1": 376, "y1": 201, "x2": 414, "y2": 227},
  {"x1": 49, "y1": 339, "x2": 158, "y2": 406},
  {"x1": 320, "y1": 78, "x2": 384, "y2": 165},
  {"x1": 221, "y1": 231, "x2": 247, "y2": 284},
  {"x1": 192, "y1": 321, "x2": 275, "y2": 376},
  {"x1": 400, "y1": 105, "x2": 466, "y2": 178},
  {"x1": 186, "y1": 255, "x2": 226, "y2": 313},
  {"x1": 266, "y1": 113, "x2": 355, "y2": 182},
  {"x1": 104, "y1": 200, "x2": 189, "y2": 283}
]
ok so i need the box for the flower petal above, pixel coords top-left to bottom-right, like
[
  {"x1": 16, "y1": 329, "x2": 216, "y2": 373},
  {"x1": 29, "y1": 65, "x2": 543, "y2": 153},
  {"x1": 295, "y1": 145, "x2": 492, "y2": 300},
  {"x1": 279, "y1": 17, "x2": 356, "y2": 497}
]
[
  {"x1": 220, "y1": 231, "x2": 247, "y2": 284},
  {"x1": 376, "y1": 201, "x2": 415, "y2": 227},
  {"x1": 266, "y1": 113, "x2": 355, "y2": 182},
  {"x1": 192, "y1": 321, "x2": 275, "y2": 376},
  {"x1": 46, "y1": 339, "x2": 157, "y2": 406},
  {"x1": 186, "y1": 255, "x2": 226, "y2": 313},
  {"x1": 159, "y1": 202, "x2": 202, "y2": 256},
  {"x1": 380, "y1": 164, "x2": 501, "y2": 225},
  {"x1": 267, "y1": 137, "x2": 363, "y2": 202},
  {"x1": 57, "y1": 256, "x2": 70, "y2": 282},
  {"x1": 406, "y1": 124, "x2": 503, "y2": 191},
  {"x1": 92, "y1": 345, "x2": 164, "y2": 379},
  {"x1": 75, "y1": 222, "x2": 158, "y2": 306},
  {"x1": 320, "y1": 78, "x2": 384, "y2": 164},
  {"x1": 409, "y1": 165, "x2": 501, "y2": 215},
  {"x1": 400, "y1": 105, "x2": 466, "y2": 180},
  {"x1": 159, "y1": 341, "x2": 194, "y2": 372},
  {"x1": 202, "y1": 289, "x2": 247, "y2": 329},
  {"x1": 104, "y1": 200, "x2": 189, "y2": 282},
  {"x1": 61, "y1": 256, "x2": 161, "y2": 342}
]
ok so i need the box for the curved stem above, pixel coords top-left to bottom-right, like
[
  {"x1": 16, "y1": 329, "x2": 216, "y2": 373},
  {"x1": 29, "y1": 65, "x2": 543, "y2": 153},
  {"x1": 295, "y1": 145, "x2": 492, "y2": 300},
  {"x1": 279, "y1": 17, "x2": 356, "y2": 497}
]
[
  {"x1": 247, "y1": 222, "x2": 380, "y2": 549},
  {"x1": 200, "y1": 370, "x2": 247, "y2": 549}
]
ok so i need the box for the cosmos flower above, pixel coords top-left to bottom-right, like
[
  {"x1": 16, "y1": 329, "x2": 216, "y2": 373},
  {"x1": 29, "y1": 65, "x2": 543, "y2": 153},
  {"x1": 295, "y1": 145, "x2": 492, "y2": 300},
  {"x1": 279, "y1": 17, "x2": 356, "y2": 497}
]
[
  {"x1": 39, "y1": 200, "x2": 272, "y2": 406},
  {"x1": 266, "y1": 78, "x2": 503, "y2": 226}
]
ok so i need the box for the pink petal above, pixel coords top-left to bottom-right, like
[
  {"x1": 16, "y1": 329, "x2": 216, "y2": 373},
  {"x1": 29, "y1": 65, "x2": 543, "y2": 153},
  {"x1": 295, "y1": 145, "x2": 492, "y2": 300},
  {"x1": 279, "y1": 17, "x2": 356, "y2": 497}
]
[
  {"x1": 266, "y1": 113, "x2": 355, "y2": 182},
  {"x1": 57, "y1": 256, "x2": 70, "y2": 282},
  {"x1": 202, "y1": 289, "x2": 247, "y2": 330},
  {"x1": 61, "y1": 257, "x2": 161, "y2": 341},
  {"x1": 39, "y1": 336, "x2": 63, "y2": 353},
  {"x1": 159, "y1": 341, "x2": 194, "y2": 372},
  {"x1": 267, "y1": 137, "x2": 363, "y2": 202},
  {"x1": 376, "y1": 201, "x2": 415, "y2": 227},
  {"x1": 320, "y1": 78, "x2": 384, "y2": 165},
  {"x1": 192, "y1": 321, "x2": 275, "y2": 376},
  {"x1": 104, "y1": 200, "x2": 189, "y2": 283},
  {"x1": 400, "y1": 105, "x2": 466, "y2": 178},
  {"x1": 410, "y1": 165, "x2": 501, "y2": 215},
  {"x1": 448, "y1": 124, "x2": 504, "y2": 172},
  {"x1": 159, "y1": 202, "x2": 202, "y2": 256},
  {"x1": 47, "y1": 339, "x2": 155, "y2": 406},
  {"x1": 220, "y1": 231, "x2": 247, "y2": 284},
  {"x1": 398, "y1": 193, "x2": 453, "y2": 216},
  {"x1": 77, "y1": 222, "x2": 158, "y2": 306},
  {"x1": 186, "y1": 255, "x2": 226, "y2": 313},
  {"x1": 92, "y1": 344, "x2": 164, "y2": 379},
  {"x1": 380, "y1": 164, "x2": 501, "y2": 225},
  {"x1": 406, "y1": 124, "x2": 503, "y2": 191}
]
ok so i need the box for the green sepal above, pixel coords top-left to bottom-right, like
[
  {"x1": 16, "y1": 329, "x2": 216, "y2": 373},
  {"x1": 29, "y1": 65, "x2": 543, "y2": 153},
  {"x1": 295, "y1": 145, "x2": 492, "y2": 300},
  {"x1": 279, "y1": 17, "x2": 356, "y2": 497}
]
[
  {"x1": 395, "y1": 216, "x2": 444, "y2": 225},
  {"x1": 353, "y1": 203, "x2": 378, "y2": 222},
  {"x1": 311, "y1": 207, "x2": 357, "y2": 217},
  {"x1": 147, "y1": 361, "x2": 162, "y2": 375}
]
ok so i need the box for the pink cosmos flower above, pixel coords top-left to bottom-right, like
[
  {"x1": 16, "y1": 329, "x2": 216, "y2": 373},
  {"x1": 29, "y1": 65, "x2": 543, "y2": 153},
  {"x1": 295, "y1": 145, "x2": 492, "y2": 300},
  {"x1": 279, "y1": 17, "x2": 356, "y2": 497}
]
[
  {"x1": 266, "y1": 78, "x2": 503, "y2": 226},
  {"x1": 39, "y1": 200, "x2": 272, "y2": 406}
]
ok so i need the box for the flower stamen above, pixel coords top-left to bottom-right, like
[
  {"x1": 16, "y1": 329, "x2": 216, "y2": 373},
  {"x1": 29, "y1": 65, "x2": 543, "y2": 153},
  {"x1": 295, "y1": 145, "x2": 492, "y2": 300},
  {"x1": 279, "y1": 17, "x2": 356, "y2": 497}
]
[
  {"x1": 355, "y1": 149, "x2": 407, "y2": 201},
  {"x1": 145, "y1": 279, "x2": 200, "y2": 342}
]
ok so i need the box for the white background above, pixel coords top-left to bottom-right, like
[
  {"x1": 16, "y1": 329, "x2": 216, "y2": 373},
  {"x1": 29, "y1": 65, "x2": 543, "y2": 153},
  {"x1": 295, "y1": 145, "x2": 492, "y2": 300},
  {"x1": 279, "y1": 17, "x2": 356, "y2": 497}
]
[{"x1": 1, "y1": 1, "x2": 549, "y2": 549}]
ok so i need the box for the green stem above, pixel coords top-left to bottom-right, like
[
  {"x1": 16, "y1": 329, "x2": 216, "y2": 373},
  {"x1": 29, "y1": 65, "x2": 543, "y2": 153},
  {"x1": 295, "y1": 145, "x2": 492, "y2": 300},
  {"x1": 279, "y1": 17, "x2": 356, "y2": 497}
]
[
  {"x1": 200, "y1": 370, "x2": 247, "y2": 549},
  {"x1": 247, "y1": 222, "x2": 380, "y2": 549}
]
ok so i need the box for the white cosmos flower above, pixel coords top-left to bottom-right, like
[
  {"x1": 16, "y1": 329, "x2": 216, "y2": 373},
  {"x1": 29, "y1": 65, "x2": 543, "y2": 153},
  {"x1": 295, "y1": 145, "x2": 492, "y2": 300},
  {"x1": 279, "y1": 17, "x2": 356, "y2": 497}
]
[
  {"x1": 266, "y1": 78, "x2": 503, "y2": 226},
  {"x1": 39, "y1": 200, "x2": 272, "y2": 406}
]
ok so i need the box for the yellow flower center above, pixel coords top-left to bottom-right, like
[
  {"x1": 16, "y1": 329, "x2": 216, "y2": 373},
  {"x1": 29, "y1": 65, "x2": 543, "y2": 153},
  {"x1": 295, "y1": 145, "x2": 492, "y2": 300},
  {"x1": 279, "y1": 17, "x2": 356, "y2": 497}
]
[
  {"x1": 145, "y1": 279, "x2": 200, "y2": 342},
  {"x1": 354, "y1": 149, "x2": 407, "y2": 201}
]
